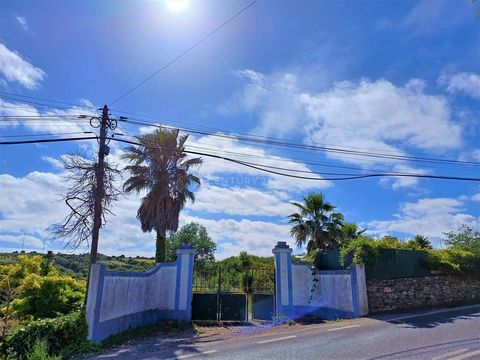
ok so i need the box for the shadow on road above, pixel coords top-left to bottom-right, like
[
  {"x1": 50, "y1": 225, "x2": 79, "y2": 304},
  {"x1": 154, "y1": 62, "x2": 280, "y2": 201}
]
[
  {"x1": 381, "y1": 306, "x2": 480, "y2": 329},
  {"x1": 88, "y1": 329, "x2": 203, "y2": 360}
]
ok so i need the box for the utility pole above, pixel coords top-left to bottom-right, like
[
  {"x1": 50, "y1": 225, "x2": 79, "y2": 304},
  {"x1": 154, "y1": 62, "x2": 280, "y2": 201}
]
[{"x1": 90, "y1": 105, "x2": 110, "y2": 264}]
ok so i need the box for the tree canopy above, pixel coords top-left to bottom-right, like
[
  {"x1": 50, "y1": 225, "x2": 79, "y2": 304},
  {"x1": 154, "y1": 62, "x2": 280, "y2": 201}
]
[
  {"x1": 288, "y1": 192, "x2": 344, "y2": 253},
  {"x1": 444, "y1": 225, "x2": 480, "y2": 255},
  {"x1": 167, "y1": 222, "x2": 216, "y2": 267}
]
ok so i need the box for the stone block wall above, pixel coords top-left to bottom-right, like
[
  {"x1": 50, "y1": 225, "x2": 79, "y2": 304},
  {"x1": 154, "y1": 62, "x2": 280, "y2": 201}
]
[{"x1": 367, "y1": 275, "x2": 480, "y2": 313}]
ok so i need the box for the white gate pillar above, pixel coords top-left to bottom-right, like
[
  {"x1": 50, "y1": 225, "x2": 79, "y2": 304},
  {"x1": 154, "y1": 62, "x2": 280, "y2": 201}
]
[{"x1": 273, "y1": 241, "x2": 293, "y2": 315}]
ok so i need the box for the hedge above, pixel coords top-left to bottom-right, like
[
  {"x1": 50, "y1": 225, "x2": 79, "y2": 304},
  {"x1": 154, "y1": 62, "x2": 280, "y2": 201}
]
[{"x1": 6, "y1": 311, "x2": 96, "y2": 359}]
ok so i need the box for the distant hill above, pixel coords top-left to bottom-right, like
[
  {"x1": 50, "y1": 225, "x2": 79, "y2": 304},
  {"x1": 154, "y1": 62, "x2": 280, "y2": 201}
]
[
  {"x1": 0, "y1": 252, "x2": 156, "y2": 279},
  {"x1": 0, "y1": 251, "x2": 283, "y2": 279}
]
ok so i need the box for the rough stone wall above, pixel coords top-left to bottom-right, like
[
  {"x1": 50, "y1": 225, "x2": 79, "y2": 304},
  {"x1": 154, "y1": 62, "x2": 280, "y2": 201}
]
[{"x1": 367, "y1": 276, "x2": 480, "y2": 313}]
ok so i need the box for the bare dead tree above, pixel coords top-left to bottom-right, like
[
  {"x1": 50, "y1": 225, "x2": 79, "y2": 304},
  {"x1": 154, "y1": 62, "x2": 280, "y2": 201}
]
[{"x1": 48, "y1": 154, "x2": 121, "y2": 249}]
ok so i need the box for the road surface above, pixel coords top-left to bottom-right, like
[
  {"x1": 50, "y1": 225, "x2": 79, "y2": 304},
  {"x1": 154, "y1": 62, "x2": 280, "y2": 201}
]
[{"x1": 90, "y1": 304, "x2": 480, "y2": 360}]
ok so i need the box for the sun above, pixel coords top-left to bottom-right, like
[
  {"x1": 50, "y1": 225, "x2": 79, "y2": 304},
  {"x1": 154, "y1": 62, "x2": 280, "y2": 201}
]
[{"x1": 164, "y1": 0, "x2": 190, "y2": 13}]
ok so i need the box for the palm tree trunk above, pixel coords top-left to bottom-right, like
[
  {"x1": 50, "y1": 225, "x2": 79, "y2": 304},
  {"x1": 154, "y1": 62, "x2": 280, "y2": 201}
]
[{"x1": 156, "y1": 228, "x2": 166, "y2": 263}]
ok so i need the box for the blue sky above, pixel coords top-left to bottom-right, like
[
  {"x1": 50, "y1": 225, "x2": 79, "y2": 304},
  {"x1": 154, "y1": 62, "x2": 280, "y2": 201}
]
[{"x1": 0, "y1": 0, "x2": 479, "y2": 258}]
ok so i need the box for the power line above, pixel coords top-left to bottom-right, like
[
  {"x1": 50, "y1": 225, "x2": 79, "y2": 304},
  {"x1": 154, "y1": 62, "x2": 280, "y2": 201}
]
[
  {"x1": 0, "y1": 131, "x2": 93, "y2": 138},
  {"x1": 2, "y1": 114, "x2": 477, "y2": 175},
  {"x1": 0, "y1": 91, "x2": 98, "y2": 109},
  {"x1": 116, "y1": 123, "x2": 477, "y2": 174},
  {"x1": 2, "y1": 136, "x2": 478, "y2": 182},
  {"x1": 3, "y1": 93, "x2": 475, "y2": 170},
  {"x1": 0, "y1": 136, "x2": 98, "y2": 146},
  {"x1": 113, "y1": 137, "x2": 480, "y2": 182},
  {"x1": 109, "y1": 0, "x2": 258, "y2": 106},
  {"x1": 122, "y1": 118, "x2": 480, "y2": 167}
]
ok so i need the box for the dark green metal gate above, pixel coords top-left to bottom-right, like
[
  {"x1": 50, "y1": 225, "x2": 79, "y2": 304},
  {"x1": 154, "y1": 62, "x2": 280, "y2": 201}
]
[
  {"x1": 191, "y1": 265, "x2": 275, "y2": 321},
  {"x1": 250, "y1": 268, "x2": 275, "y2": 321}
]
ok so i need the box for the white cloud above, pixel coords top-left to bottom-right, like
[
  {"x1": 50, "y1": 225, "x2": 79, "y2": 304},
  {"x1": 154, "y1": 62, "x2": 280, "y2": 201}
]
[
  {"x1": 0, "y1": 161, "x2": 296, "y2": 259},
  {"x1": 224, "y1": 71, "x2": 463, "y2": 188},
  {"x1": 220, "y1": 71, "x2": 305, "y2": 137},
  {"x1": 190, "y1": 184, "x2": 292, "y2": 218},
  {"x1": 181, "y1": 215, "x2": 292, "y2": 258},
  {"x1": 368, "y1": 197, "x2": 480, "y2": 238},
  {"x1": 0, "y1": 43, "x2": 45, "y2": 89},
  {"x1": 301, "y1": 78, "x2": 461, "y2": 153},
  {"x1": 438, "y1": 72, "x2": 480, "y2": 100},
  {"x1": 472, "y1": 193, "x2": 480, "y2": 203},
  {"x1": 15, "y1": 16, "x2": 29, "y2": 31},
  {"x1": 189, "y1": 134, "x2": 331, "y2": 192},
  {"x1": 0, "y1": 234, "x2": 43, "y2": 249},
  {"x1": 380, "y1": 164, "x2": 429, "y2": 190},
  {"x1": 0, "y1": 172, "x2": 68, "y2": 236},
  {"x1": 0, "y1": 98, "x2": 98, "y2": 154}
]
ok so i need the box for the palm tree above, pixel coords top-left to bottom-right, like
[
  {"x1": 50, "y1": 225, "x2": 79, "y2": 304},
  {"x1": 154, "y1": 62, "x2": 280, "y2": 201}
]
[
  {"x1": 412, "y1": 234, "x2": 433, "y2": 249},
  {"x1": 288, "y1": 192, "x2": 344, "y2": 253},
  {"x1": 122, "y1": 129, "x2": 202, "y2": 262},
  {"x1": 341, "y1": 222, "x2": 366, "y2": 244}
]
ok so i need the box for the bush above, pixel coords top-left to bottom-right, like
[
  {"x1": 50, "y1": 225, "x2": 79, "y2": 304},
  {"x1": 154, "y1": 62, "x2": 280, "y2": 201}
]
[
  {"x1": 11, "y1": 274, "x2": 85, "y2": 319},
  {"x1": 6, "y1": 311, "x2": 94, "y2": 359},
  {"x1": 340, "y1": 237, "x2": 380, "y2": 266},
  {"x1": 26, "y1": 340, "x2": 60, "y2": 360},
  {"x1": 424, "y1": 249, "x2": 480, "y2": 277}
]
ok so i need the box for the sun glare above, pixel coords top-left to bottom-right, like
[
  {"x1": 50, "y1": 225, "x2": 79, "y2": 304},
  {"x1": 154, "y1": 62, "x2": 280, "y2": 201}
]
[{"x1": 164, "y1": 0, "x2": 189, "y2": 13}]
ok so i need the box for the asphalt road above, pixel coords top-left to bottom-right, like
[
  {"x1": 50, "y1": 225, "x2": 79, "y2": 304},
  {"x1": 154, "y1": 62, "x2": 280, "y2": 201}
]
[{"x1": 91, "y1": 304, "x2": 480, "y2": 360}]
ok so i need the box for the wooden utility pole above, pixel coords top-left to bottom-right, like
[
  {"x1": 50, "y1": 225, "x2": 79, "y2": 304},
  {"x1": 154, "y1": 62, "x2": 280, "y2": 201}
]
[{"x1": 90, "y1": 105, "x2": 109, "y2": 264}]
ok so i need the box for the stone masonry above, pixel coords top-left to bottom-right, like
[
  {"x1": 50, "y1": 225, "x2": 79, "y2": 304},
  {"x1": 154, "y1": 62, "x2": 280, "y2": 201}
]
[{"x1": 367, "y1": 275, "x2": 480, "y2": 313}]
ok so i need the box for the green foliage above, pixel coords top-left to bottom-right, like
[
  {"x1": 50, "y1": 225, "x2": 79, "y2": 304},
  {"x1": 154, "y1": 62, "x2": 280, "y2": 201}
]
[
  {"x1": 0, "y1": 255, "x2": 46, "y2": 290},
  {"x1": 193, "y1": 253, "x2": 274, "y2": 294},
  {"x1": 340, "y1": 237, "x2": 380, "y2": 266},
  {"x1": 6, "y1": 311, "x2": 94, "y2": 359},
  {"x1": 11, "y1": 274, "x2": 85, "y2": 319},
  {"x1": 217, "y1": 253, "x2": 273, "y2": 269},
  {"x1": 288, "y1": 192, "x2": 344, "y2": 253},
  {"x1": 376, "y1": 235, "x2": 404, "y2": 249},
  {"x1": 0, "y1": 252, "x2": 156, "y2": 280},
  {"x1": 404, "y1": 235, "x2": 433, "y2": 250},
  {"x1": 444, "y1": 225, "x2": 480, "y2": 256},
  {"x1": 26, "y1": 340, "x2": 60, "y2": 360},
  {"x1": 424, "y1": 249, "x2": 480, "y2": 277},
  {"x1": 0, "y1": 255, "x2": 85, "y2": 320},
  {"x1": 223, "y1": 252, "x2": 257, "y2": 292},
  {"x1": 340, "y1": 222, "x2": 366, "y2": 245},
  {"x1": 167, "y1": 222, "x2": 216, "y2": 267},
  {"x1": 122, "y1": 128, "x2": 203, "y2": 262},
  {"x1": 337, "y1": 228, "x2": 480, "y2": 279}
]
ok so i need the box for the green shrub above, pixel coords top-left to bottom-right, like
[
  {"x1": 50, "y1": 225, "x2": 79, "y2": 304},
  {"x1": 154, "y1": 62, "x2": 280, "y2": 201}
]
[
  {"x1": 11, "y1": 274, "x2": 85, "y2": 319},
  {"x1": 376, "y1": 236, "x2": 404, "y2": 249},
  {"x1": 424, "y1": 249, "x2": 480, "y2": 277},
  {"x1": 340, "y1": 237, "x2": 380, "y2": 266},
  {"x1": 6, "y1": 311, "x2": 93, "y2": 359},
  {"x1": 26, "y1": 340, "x2": 60, "y2": 360}
]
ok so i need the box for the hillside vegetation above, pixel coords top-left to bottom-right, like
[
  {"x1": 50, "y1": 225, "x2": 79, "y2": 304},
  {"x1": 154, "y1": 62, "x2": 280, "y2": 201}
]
[{"x1": 0, "y1": 252, "x2": 156, "y2": 279}]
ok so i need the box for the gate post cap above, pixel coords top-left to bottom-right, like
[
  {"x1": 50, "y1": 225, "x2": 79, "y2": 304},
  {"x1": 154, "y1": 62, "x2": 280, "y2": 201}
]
[
  {"x1": 272, "y1": 241, "x2": 292, "y2": 254},
  {"x1": 177, "y1": 243, "x2": 195, "y2": 255}
]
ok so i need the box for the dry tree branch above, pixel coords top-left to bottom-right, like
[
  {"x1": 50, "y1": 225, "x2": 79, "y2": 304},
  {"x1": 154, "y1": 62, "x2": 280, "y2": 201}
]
[{"x1": 48, "y1": 153, "x2": 121, "y2": 249}]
